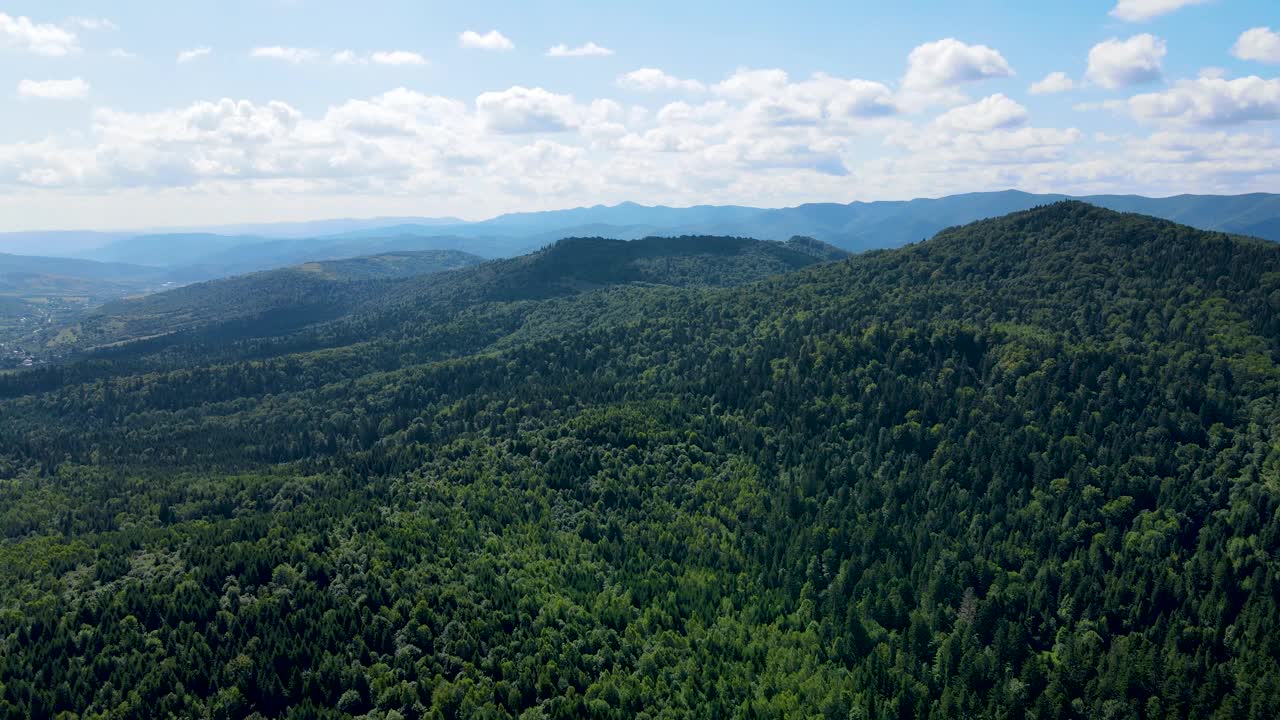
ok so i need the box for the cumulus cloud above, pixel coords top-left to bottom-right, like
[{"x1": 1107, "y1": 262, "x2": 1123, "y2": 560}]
[
  {"x1": 547, "y1": 42, "x2": 614, "y2": 57},
  {"x1": 68, "y1": 17, "x2": 117, "y2": 31},
  {"x1": 0, "y1": 12, "x2": 78, "y2": 56},
  {"x1": 476, "y1": 86, "x2": 581, "y2": 133},
  {"x1": 902, "y1": 39, "x2": 1014, "y2": 90},
  {"x1": 606, "y1": 68, "x2": 901, "y2": 180},
  {"x1": 250, "y1": 46, "x2": 319, "y2": 64},
  {"x1": 1232, "y1": 28, "x2": 1280, "y2": 64},
  {"x1": 933, "y1": 94, "x2": 1029, "y2": 133},
  {"x1": 1030, "y1": 72, "x2": 1076, "y2": 95},
  {"x1": 1125, "y1": 76, "x2": 1280, "y2": 126},
  {"x1": 712, "y1": 68, "x2": 790, "y2": 99},
  {"x1": 708, "y1": 69, "x2": 898, "y2": 124},
  {"x1": 18, "y1": 77, "x2": 89, "y2": 100},
  {"x1": 1086, "y1": 35, "x2": 1165, "y2": 89},
  {"x1": 371, "y1": 51, "x2": 426, "y2": 66},
  {"x1": 617, "y1": 68, "x2": 705, "y2": 93},
  {"x1": 331, "y1": 50, "x2": 427, "y2": 66},
  {"x1": 888, "y1": 124, "x2": 1082, "y2": 167},
  {"x1": 1124, "y1": 129, "x2": 1280, "y2": 173},
  {"x1": 459, "y1": 30, "x2": 514, "y2": 51},
  {"x1": 177, "y1": 47, "x2": 212, "y2": 63},
  {"x1": 1110, "y1": 0, "x2": 1210, "y2": 22}
]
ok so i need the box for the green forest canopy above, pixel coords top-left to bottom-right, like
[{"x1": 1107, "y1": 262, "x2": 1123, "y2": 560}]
[{"x1": 0, "y1": 202, "x2": 1278, "y2": 719}]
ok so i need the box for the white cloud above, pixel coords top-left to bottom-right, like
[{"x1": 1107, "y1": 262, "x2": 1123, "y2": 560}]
[
  {"x1": 708, "y1": 69, "x2": 898, "y2": 124},
  {"x1": 712, "y1": 68, "x2": 790, "y2": 99},
  {"x1": 250, "y1": 46, "x2": 319, "y2": 64},
  {"x1": 68, "y1": 17, "x2": 117, "y2": 32},
  {"x1": 889, "y1": 125, "x2": 1081, "y2": 165},
  {"x1": 1086, "y1": 35, "x2": 1165, "y2": 89},
  {"x1": 1123, "y1": 129, "x2": 1280, "y2": 175},
  {"x1": 459, "y1": 30, "x2": 514, "y2": 51},
  {"x1": 476, "y1": 86, "x2": 581, "y2": 133},
  {"x1": 3, "y1": 55, "x2": 1278, "y2": 227},
  {"x1": 617, "y1": 68, "x2": 705, "y2": 93},
  {"x1": 933, "y1": 94, "x2": 1029, "y2": 133},
  {"x1": 18, "y1": 77, "x2": 89, "y2": 100},
  {"x1": 177, "y1": 47, "x2": 212, "y2": 63},
  {"x1": 1110, "y1": 0, "x2": 1210, "y2": 22},
  {"x1": 902, "y1": 38, "x2": 1014, "y2": 90},
  {"x1": 1126, "y1": 76, "x2": 1280, "y2": 125},
  {"x1": 1029, "y1": 72, "x2": 1076, "y2": 95},
  {"x1": 333, "y1": 50, "x2": 428, "y2": 66},
  {"x1": 370, "y1": 50, "x2": 426, "y2": 66},
  {"x1": 0, "y1": 12, "x2": 78, "y2": 56},
  {"x1": 1232, "y1": 27, "x2": 1280, "y2": 64},
  {"x1": 109, "y1": 48, "x2": 137, "y2": 59},
  {"x1": 547, "y1": 42, "x2": 614, "y2": 57}
]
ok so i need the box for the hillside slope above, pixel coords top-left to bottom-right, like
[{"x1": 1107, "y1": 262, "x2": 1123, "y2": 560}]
[
  {"x1": 0, "y1": 204, "x2": 1277, "y2": 718},
  {"x1": 27, "y1": 235, "x2": 843, "y2": 364},
  {"x1": 38, "y1": 249, "x2": 486, "y2": 355}
]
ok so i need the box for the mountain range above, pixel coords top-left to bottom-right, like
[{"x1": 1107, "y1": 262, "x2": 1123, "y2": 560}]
[
  {"x1": 4, "y1": 189, "x2": 1279, "y2": 367},
  {"x1": 5, "y1": 190, "x2": 1280, "y2": 266}
]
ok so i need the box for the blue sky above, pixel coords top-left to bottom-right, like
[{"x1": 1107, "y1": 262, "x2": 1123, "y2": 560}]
[{"x1": 1, "y1": 0, "x2": 1278, "y2": 230}]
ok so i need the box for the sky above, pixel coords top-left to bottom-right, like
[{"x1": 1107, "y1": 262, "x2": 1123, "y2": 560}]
[{"x1": 0, "y1": 0, "x2": 1278, "y2": 231}]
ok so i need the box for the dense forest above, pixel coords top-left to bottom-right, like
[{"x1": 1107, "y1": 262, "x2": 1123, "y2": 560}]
[{"x1": 0, "y1": 202, "x2": 1278, "y2": 719}]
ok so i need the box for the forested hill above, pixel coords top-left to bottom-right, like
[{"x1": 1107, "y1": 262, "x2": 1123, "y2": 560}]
[
  {"x1": 25, "y1": 234, "x2": 844, "y2": 367},
  {"x1": 34, "y1": 249, "x2": 486, "y2": 356},
  {"x1": 1, "y1": 202, "x2": 1279, "y2": 719},
  {"x1": 388, "y1": 233, "x2": 845, "y2": 303}
]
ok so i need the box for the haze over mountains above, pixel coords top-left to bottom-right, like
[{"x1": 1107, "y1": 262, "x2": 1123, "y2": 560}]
[{"x1": 5, "y1": 191, "x2": 1280, "y2": 266}]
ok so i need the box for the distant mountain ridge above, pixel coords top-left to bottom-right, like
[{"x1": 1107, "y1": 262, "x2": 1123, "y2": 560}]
[{"x1": 8, "y1": 190, "x2": 1277, "y2": 265}]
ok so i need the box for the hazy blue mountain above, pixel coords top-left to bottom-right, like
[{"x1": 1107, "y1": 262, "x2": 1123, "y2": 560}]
[
  {"x1": 469, "y1": 201, "x2": 763, "y2": 234},
  {"x1": 148, "y1": 215, "x2": 468, "y2": 238},
  {"x1": 21, "y1": 192, "x2": 1280, "y2": 279},
  {"x1": 0, "y1": 253, "x2": 165, "y2": 282},
  {"x1": 0, "y1": 230, "x2": 134, "y2": 257},
  {"x1": 326, "y1": 191, "x2": 1280, "y2": 252},
  {"x1": 86, "y1": 233, "x2": 278, "y2": 266},
  {"x1": 1078, "y1": 193, "x2": 1280, "y2": 232}
]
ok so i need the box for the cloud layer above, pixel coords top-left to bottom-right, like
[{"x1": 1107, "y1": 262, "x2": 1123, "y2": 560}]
[{"x1": 2, "y1": 22, "x2": 1279, "y2": 225}]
